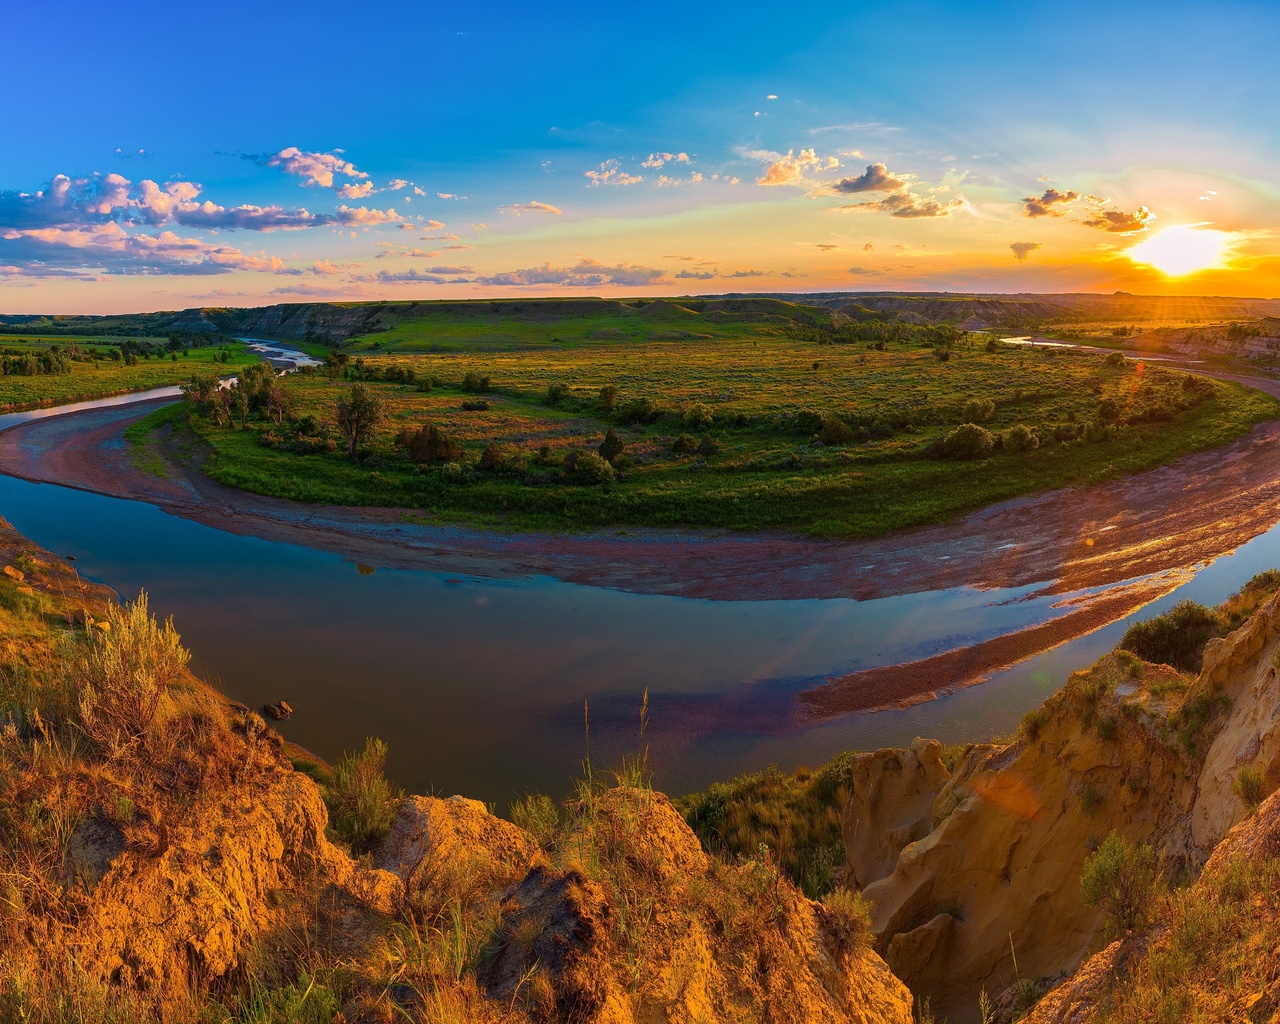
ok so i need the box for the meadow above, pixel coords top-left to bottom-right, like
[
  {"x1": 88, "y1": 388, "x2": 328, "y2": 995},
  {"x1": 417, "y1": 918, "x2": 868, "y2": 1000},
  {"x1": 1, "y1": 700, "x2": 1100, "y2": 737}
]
[
  {"x1": 0, "y1": 337, "x2": 253, "y2": 411},
  {"x1": 161, "y1": 323, "x2": 1279, "y2": 539}
]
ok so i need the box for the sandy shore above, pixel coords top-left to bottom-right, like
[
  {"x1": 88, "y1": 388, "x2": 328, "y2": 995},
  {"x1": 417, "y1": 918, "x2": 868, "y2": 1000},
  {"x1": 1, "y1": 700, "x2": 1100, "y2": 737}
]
[{"x1": 4, "y1": 379, "x2": 1280, "y2": 717}]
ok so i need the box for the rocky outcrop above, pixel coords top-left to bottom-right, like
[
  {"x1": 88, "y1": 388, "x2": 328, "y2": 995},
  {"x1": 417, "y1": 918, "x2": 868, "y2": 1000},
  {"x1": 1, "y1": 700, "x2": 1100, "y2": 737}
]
[
  {"x1": 481, "y1": 789, "x2": 915, "y2": 1024},
  {"x1": 1188, "y1": 597, "x2": 1280, "y2": 855},
  {"x1": 1023, "y1": 788, "x2": 1280, "y2": 1024},
  {"x1": 376, "y1": 793, "x2": 537, "y2": 900},
  {"x1": 75, "y1": 732, "x2": 399, "y2": 991},
  {"x1": 845, "y1": 595, "x2": 1280, "y2": 1024},
  {"x1": 844, "y1": 738, "x2": 950, "y2": 889}
]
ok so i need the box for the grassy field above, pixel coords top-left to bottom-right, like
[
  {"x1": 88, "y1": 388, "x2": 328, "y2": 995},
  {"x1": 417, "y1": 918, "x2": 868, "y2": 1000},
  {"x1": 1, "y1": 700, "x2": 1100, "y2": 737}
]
[
  {"x1": 148, "y1": 329, "x2": 1280, "y2": 539},
  {"x1": 0, "y1": 340, "x2": 253, "y2": 411},
  {"x1": 349, "y1": 296, "x2": 836, "y2": 353}
]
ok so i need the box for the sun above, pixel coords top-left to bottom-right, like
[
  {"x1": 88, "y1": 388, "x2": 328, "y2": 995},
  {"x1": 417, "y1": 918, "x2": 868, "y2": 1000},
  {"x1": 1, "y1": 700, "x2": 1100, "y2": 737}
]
[{"x1": 1125, "y1": 224, "x2": 1232, "y2": 277}]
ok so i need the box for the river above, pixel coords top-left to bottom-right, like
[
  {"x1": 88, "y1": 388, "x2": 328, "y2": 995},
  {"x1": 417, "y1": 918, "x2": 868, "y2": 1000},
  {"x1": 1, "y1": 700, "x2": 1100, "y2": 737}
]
[{"x1": 2, "y1": 341, "x2": 1278, "y2": 805}]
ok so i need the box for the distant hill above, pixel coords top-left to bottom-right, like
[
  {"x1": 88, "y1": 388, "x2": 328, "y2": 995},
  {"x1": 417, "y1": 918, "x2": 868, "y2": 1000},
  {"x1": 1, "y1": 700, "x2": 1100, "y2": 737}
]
[{"x1": 4, "y1": 292, "x2": 1279, "y2": 344}]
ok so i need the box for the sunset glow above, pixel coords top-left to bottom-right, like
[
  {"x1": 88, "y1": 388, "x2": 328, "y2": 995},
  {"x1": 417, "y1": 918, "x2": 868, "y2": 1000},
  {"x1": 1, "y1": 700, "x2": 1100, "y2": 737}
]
[{"x1": 1125, "y1": 225, "x2": 1234, "y2": 278}]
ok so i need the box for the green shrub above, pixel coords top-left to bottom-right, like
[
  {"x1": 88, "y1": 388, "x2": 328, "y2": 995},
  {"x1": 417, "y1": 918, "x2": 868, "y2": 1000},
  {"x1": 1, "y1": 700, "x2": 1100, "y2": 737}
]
[
  {"x1": 1105, "y1": 351, "x2": 1127, "y2": 367},
  {"x1": 572, "y1": 451, "x2": 616, "y2": 485},
  {"x1": 597, "y1": 384, "x2": 618, "y2": 412},
  {"x1": 460, "y1": 399, "x2": 489, "y2": 411},
  {"x1": 479, "y1": 442, "x2": 507, "y2": 471},
  {"x1": 328, "y1": 737, "x2": 398, "y2": 855},
  {"x1": 78, "y1": 591, "x2": 190, "y2": 747},
  {"x1": 1004, "y1": 423, "x2": 1039, "y2": 453},
  {"x1": 961, "y1": 398, "x2": 995, "y2": 423},
  {"x1": 1232, "y1": 766, "x2": 1265, "y2": 810},
  {"x1": 1082, "y1": 831, "x2": 1157, "y2": 933},
  {"x1": 682, "y1": 403, "x2": 714, "y2": 429},
  {"x1": 1083, "y1": 419, "x2": 1115, "y2": 443},
  {"x1": 1119, "y1": 600, "x2": 1224, "y2": 673},
  {"x1": 460, "y1": 371, "x2": 490, "y2": 392},
  {"x1": 697, "y1": 434, "x2": 721, "y2": 457},
  {"x1": 940, "y1": 423, "x2": 995, "y2": 460},
  {"x1": 1020, "y1": 706, "x2": 1049, "y2": 740},
  {"x1": 672, "y1": 433, "x2": 699, "y2": 454},
  {"x1": 545, "y1": 381, "x2": 570, "y2": 404},
  {"x1": 819, "y1": 887, "x2": 873, "y2": 951},
  {"x1": 615, "y1": 397, "x2": 662, "y2": 423},
  {"x1": 1078, "y1": 782, "x2": 1104, "y2": 815},
  {"x1": 819, "y1": 418, "x2": 856, "y2": 446}
]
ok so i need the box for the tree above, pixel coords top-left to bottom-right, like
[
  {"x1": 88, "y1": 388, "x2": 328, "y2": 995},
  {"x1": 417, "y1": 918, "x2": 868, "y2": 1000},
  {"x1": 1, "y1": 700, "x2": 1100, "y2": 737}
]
[
  {"x1": 598, "y1": 426, "x2": 625, "y2": 463},
  {"x1": 335, "y1": 382, "x2": 383, "y2": 457},
  {"x1": 265, "y1": 382, "x2": 290, "y2": 425}
]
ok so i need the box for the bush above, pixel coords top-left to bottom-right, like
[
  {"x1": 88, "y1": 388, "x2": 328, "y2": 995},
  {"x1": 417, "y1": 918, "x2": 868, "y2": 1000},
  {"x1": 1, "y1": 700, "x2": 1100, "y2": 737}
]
[
  {"x1": 1119, "y1": 600, "x2": 1224, "y2": 673},
  {"x1": 1232, "y1": 766, "x2": 1265, "y2": 810},
  {"x1": 598, "y1": 384, "x2": 618, "y2": 413},
  {"x1": 461, "y1": 371, "x2": 491, "y2": 392},
  {"x1": 819, "y1": 418, "x2": 856, "y2": 446},
  {"x1": 698, "y1": 434, "x2": 721, "y2": 457},
  {"x1": 479, "y1": 442, "x2": 507, "y2": 471},
  {"x1": 78, "y1": 591, "x2": 190, "y2": 747},
  {"x1": 572, "y1": 451, "x2": 615, "y2": 485},
  {"x1": 328, "y1": 737, "x2": 397, "y2": 855},
  {"x1": 672, "y1": 433, "x2": 699, "y2": 454},
  {"x1": 819, "y1": 888, "x2": 873, "y2": 951},
  {"x1": 598, "y1": 427, "x2": 625, "y2": 463},
  {"x1": 397, "y1": 424, "x2": 464, "y2": 463},
  {"x1": 961, "y1": 398, "x2": 995, "y2": 423},
  {"x1": 939, "y1": 423, "x2": 995, "y2": 460},
  {"x1": 1081, "y1": 831, "x2": 1157, "y2": 933},
  {"x1": 1105, "y1": 351, "x2": 1126, "y2": 367},
  {"x1": 1083, "y1": 419, "x2": 1115, "y2": 443},
  {"x1": 545, "y1": 381, "x2": 570, "y2": 405},
  {"x1": 460, "y1": 399, "x2": 489, "y2": 411},
  {"x1": 1020, "y1": 706, "x2": 1049, "y2": 740},
  {"x1": 682, "y1": 403, "x2": 714, "y2": 429},
  {"x1": 615, "y1": 397, "x2": 662, "y2": 423},
  {"x1": 1004, "y1": 423, "x2": 1039, "y2": 453}
]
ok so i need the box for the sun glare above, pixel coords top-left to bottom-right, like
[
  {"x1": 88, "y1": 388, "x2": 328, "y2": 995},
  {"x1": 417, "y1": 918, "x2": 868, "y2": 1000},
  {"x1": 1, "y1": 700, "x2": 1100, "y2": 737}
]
[{"x1": 1125, "y1": 224, "x2": 1232, "y2": 277}]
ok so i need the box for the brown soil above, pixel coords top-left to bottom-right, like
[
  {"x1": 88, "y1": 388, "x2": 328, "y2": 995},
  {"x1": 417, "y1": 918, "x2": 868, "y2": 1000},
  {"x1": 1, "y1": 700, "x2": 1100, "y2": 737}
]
[{"x1": 4, "y1": 367, "x2": 1280, "y2": 717}]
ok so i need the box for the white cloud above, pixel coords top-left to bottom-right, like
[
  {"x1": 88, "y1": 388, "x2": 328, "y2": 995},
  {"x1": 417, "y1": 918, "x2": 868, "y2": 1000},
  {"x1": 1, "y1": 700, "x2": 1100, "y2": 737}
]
[
  {"x1": 337, "y1": 181, "x2": 375, "y2": 199},
  {"x1": 498, "y1": 201, "x2": 562, "y2": 216},
  {"x1": 475, "y1": 257, "x2": 663, "y2": 287},
  {"x1": 262, "y1": 147, "x2": 368, "y2": 188},
  {"x1": 584, "y1": 160, "x2": 644, "y2": 186}
]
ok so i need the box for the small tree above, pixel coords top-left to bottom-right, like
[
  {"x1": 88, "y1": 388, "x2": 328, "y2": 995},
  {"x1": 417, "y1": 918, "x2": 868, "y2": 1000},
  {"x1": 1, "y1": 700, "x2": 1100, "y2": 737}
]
[
  {"x1": 335, "y1": 382, "x2": 383, "y2": 457},
  {"x1": 1081, "y1": 831, "x2": 1157, "y2": 933},
  {"x1": 598, "y1": 426, "x2": 625, "y2": 463},
  {"x1": 598, "y1": 384, "x2": 618, "y2": 413},
  {"x1": 328, "y1": 737, "x2": 398, "y2": 855}
]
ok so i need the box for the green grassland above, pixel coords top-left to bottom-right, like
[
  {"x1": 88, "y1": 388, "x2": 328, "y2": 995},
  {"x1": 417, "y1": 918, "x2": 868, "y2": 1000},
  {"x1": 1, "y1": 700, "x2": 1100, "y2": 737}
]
[
  {"x1": 349, "y1": 297, "x2": 837, "y2": 353},
  {"x1": 159, "y1": 331, "x2": 1279, "y2": 538},
  {"x1": 0, "y1": 340, "x2": 253, "y2": 411}
]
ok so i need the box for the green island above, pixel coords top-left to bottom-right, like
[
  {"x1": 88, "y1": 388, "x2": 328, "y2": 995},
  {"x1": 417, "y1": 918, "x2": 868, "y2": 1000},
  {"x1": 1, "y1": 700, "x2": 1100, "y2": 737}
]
[{"x1": 122, "y1": 298, "x2": 1279, "y2": 538}]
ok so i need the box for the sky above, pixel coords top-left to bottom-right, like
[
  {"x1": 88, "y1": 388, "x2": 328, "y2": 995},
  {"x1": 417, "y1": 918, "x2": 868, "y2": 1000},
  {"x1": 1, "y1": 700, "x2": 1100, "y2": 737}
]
[{"x1": 1, "y1": 0, "x2": 1277, "y2": 314}]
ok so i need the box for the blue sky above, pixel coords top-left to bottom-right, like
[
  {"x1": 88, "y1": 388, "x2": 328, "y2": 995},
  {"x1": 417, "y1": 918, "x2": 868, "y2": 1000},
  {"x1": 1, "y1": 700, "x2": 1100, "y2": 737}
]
[{"x1": 2, "y1": 1, "x2": 1277, "y2": 312}]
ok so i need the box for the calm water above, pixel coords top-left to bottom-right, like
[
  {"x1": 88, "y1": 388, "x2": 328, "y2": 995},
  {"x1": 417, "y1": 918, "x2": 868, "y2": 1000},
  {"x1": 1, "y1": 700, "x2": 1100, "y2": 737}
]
[{"x1": 4, "y1": 354, "x2": 1280, "y2": 804}]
